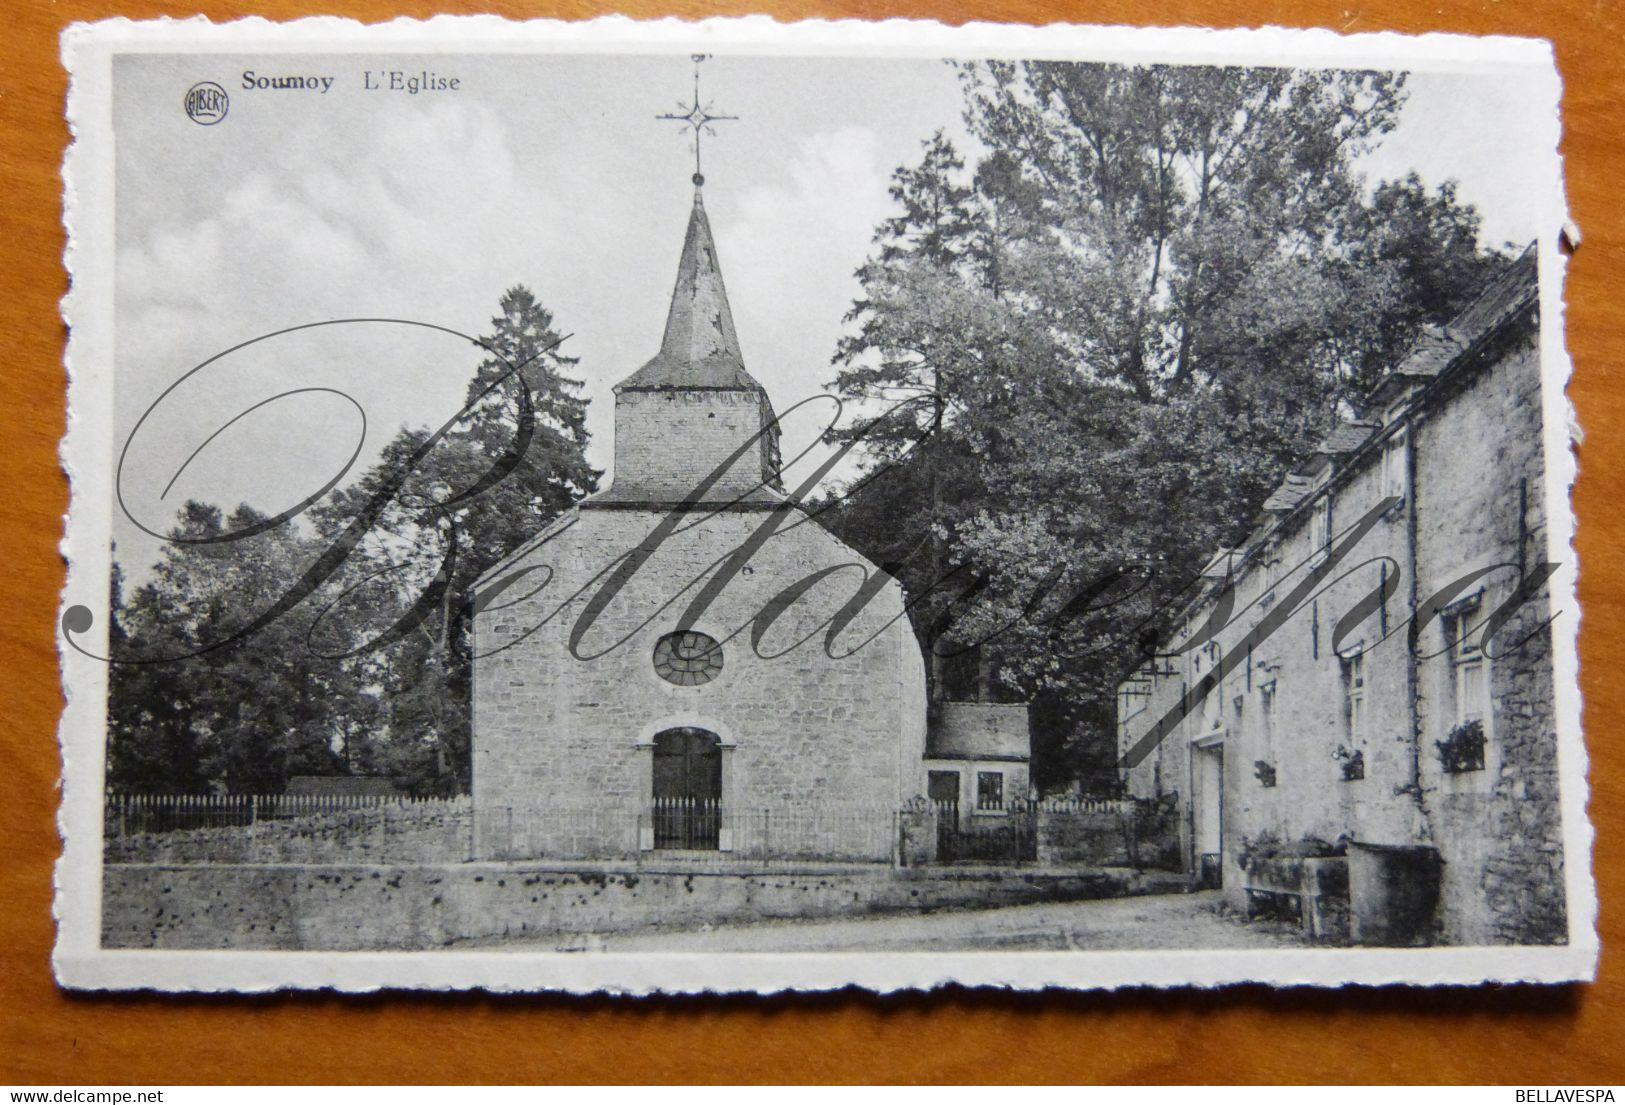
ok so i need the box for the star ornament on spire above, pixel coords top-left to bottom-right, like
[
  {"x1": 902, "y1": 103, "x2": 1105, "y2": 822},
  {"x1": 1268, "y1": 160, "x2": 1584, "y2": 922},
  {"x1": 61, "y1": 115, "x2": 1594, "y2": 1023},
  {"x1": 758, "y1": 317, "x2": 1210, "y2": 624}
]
[{"x1": 658, "y1": 54, "x2": 737, "y2": 188}]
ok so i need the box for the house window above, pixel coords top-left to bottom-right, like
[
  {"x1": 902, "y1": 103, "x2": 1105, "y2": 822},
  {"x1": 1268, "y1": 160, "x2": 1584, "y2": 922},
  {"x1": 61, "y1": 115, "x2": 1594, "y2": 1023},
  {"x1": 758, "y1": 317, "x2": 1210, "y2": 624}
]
[
  {"x1": 976, "y1": 771, "x2": 1004, "y2": 811},
  {"x1": 1259, "y1": 683, "x2": 1276, "y2": 764},
  {"x1": 1381, "y1": 431, "x2": 1408, "y2": 505},
  {"x1": 1438, "y1": 610, "x2": 1490, "y2": 774},
  {"x1": 1310, "y1": 496, "x2": 1332, "y2": 562},
  {"x1": 1119, "y1": 684, "x2": 1148, "y2": 722},
  {"x1": 1342, "y1": 651, "x2": 1365, "y2": 743},
  {"x1": 1450, "y1": 613, "x2": 1489, "y2": 727}
]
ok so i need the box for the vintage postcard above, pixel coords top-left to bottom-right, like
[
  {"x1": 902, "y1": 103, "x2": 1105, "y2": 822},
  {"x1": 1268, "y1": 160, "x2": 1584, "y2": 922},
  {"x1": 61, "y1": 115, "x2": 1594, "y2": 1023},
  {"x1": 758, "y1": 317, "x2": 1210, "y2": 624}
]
[{"x1": 56, "y1": 16, "x2": 1595, "y2": 992}]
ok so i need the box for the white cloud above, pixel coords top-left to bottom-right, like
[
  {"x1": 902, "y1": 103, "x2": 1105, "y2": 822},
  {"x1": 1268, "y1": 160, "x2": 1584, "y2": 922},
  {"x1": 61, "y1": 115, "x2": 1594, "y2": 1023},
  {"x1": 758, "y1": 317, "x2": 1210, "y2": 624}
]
[
  {"x1": 114, "y1": 101, "x2": 561, "y2": 574},
  {"x1": 1356, "y1": 71, "x2": 1554, "y2": 250},
  {"x1": 109, "y1": 55, "x2": 1544, "y2": 580},
  {"x1": 721, "y1": 126, "x2": 892, "y2": 487}
]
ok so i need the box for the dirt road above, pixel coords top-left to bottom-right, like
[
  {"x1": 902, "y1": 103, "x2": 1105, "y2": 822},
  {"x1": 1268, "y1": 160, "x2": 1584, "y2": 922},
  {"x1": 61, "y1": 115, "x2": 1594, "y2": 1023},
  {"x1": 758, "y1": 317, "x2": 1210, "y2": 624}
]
[{"x1": 579, "y1": 890, "x2": 1307, "y2": 953}]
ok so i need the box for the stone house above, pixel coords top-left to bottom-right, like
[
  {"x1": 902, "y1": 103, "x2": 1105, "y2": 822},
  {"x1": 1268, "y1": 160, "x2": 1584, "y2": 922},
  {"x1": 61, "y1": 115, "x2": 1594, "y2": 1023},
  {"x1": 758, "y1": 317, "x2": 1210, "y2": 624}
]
[
  {"x1": 469, "y1": 184, "x2": 1027, "y2": 863},
  {"x1": 924, "y1": 702, "x2": 1032, "y2": 828},
  {"x1": 1115, "y1": 248, "x2": 1567, "y2": 945}
]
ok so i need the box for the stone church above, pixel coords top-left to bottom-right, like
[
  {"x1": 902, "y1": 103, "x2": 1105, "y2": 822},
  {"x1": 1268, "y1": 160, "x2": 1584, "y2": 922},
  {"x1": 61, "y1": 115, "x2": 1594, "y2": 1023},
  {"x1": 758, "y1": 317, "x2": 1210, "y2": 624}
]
[{"x1": 469, "y1": 184, "x2": 952, "y2": 862}]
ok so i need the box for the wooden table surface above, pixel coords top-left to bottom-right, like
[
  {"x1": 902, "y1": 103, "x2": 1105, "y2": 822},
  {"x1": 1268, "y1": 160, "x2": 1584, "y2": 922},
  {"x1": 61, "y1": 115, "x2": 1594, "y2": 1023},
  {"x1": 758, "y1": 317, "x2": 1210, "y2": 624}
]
[{"x1": 3, "y1": 0, "x2": 1621, "y2": 1086}]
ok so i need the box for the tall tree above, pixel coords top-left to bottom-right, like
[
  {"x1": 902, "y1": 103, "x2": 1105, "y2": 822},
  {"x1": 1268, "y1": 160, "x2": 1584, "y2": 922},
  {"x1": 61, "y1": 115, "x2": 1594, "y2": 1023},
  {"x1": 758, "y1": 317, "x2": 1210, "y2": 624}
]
[
  {"x1": 107, "y1": 285, "x2": 598, "y2": 794},
  {"x1": 1335, "y1": 173, "x2": 1509, "y2": 391},
  {"x1": 309, "y1": 285, "x2": 600, "y2": 793},
  {"x1": 823, "y1": 61, "x2": 1506, "y2": 791},
  {"x1": 827, "y1": 131, "x2": 1057, "y2": 703},
  {"x1": 107, "y1": 503, "x2": 364, "y2": 793}
]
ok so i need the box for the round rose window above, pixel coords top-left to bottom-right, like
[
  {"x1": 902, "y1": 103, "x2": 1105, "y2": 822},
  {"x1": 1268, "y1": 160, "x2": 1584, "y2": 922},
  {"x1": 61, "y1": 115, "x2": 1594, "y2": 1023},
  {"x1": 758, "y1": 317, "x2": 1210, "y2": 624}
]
[{"x1": 653, "y1": 630, "x2": 724, "y2": 686}]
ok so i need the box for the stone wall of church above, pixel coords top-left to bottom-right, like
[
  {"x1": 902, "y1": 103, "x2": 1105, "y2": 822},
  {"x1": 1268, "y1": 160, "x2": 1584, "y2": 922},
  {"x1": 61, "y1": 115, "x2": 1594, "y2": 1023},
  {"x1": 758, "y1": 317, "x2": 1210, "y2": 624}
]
[
  {"x1": 470, "y1": 504, "x2": 929, "y2": 861},
  {"x1": 609, "y1": 389, "x2": 773, "y2": 500}
]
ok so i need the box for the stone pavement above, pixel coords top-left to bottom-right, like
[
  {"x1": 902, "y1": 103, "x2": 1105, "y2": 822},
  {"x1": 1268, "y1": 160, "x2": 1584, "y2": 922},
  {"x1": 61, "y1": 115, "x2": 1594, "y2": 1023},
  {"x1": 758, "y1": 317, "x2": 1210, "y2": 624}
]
[{"x1": 581, "y1": 890, "x2": 1308, "y2": 953}]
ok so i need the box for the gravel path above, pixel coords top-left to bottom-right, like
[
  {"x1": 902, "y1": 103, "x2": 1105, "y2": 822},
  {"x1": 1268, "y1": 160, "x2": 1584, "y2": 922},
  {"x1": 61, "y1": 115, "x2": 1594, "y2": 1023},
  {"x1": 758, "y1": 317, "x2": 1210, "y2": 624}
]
[{"x1": 586, "y1": 890, "x2": 1308, "y2": 953}]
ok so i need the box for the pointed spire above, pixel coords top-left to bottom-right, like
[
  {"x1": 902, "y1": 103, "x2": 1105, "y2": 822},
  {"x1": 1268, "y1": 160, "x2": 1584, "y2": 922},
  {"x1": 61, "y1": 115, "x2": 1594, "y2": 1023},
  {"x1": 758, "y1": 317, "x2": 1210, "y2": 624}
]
[{"x1": 617, "y1": 189, "x2": 760, "y2": 391}]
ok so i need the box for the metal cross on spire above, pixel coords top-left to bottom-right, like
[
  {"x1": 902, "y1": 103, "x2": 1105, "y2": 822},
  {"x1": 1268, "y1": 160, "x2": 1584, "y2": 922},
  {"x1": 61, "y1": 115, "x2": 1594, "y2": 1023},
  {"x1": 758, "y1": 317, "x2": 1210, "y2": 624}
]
[{"x1": 657, "y1": 54, "x2": 737, "y2": 188}]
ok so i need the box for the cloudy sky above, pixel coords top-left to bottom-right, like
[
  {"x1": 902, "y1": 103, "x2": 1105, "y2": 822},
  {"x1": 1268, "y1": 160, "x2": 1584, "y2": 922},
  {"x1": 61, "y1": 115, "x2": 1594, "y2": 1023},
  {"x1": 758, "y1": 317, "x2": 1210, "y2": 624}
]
[{"x1": 111, "y1": 50, "x2": 1555, "y2": 578}]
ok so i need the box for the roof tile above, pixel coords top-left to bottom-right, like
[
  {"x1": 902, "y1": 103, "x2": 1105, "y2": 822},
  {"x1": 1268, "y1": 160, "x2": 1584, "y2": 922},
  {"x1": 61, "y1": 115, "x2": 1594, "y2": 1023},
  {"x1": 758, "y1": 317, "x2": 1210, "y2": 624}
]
[{"x1": 616, "y1": 190, "x2": 766, "y2": 392}]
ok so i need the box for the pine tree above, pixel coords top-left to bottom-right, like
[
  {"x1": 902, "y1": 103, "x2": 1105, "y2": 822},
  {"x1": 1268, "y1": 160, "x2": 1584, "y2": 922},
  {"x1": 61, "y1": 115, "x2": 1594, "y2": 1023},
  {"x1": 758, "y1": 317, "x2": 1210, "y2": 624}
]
[
  {"x1": 310, "y1": 284, "x2": 600, "y2": 792},
  {"x1": 106, "y1": 285, "x2": 599, "y2": 795}
]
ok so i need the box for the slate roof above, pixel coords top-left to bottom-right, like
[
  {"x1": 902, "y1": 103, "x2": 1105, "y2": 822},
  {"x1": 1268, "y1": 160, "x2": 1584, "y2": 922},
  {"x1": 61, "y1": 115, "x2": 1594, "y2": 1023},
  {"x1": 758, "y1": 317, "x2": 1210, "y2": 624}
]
[
  {"x1": 1316, "y1": 419, "x2": 1379, "y2": 456},
  {"x1": 616, "y1": 190, "x2": 767, "y2": 393},
  {"x1": 1198, "y1": 547, "x2": 1236, "y2": 579},
  {"x1": 1374, "y1": 245, "x2": 1537, "y2": 392},
  {"x1": 1117, "y1": 246, "x2": 1541, "y2": 690},
  {"x1": 1262, "y1": 473, "x2": 1316, "y2": 513},
  {"x1": 1390, "y1": 324, "x2": 1469, "y2": 381},
  {"x1": 1452, "y1": 243, "x2": 1539, "y2": 341}
]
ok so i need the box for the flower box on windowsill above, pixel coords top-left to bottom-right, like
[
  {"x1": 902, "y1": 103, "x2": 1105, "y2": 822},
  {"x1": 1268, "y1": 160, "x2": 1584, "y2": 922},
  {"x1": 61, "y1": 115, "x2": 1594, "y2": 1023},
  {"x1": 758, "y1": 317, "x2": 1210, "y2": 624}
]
[{"x1": 1437, "y1": 720, "x2": 1486, "y2": 774}]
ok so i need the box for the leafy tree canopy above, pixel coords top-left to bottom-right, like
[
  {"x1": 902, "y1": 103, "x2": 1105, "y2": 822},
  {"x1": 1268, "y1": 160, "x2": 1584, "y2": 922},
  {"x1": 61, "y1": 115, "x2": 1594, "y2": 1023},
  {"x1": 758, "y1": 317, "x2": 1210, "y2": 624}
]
[
  {"x1": 821, "y1": 62, "x2": 1507, "y2": 792},
  {"x1": 107, "y1": 286, "x2": 598, "y2": 795}
]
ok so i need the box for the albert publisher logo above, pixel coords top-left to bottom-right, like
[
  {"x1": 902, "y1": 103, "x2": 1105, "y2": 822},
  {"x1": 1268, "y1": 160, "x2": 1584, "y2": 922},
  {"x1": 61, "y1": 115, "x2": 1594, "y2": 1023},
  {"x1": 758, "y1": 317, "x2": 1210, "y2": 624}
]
[{"x1": 183, "y1": 81, "x2": 229, "y2": 125}]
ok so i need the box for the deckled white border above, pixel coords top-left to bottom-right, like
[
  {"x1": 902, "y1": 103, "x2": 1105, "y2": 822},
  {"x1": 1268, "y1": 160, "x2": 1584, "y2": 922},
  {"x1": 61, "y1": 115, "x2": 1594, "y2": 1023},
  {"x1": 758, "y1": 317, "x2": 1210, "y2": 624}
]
[{"x1": 55, "y1": 14, "x2": 1595, "y2": 994}]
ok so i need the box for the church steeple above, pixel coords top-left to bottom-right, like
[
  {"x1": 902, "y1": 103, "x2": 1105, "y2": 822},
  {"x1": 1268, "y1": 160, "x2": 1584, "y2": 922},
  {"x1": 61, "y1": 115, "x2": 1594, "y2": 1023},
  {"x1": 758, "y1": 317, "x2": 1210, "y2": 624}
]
[
  {"x1": 591, "y1": 59, "x2": 781, "y2": 507},
  {"x1": 615, "y1": 191, "x2": 758, "y2": 391},
  {"x1": 598, "y1": 190, "x2": 781, "y2": 505}
]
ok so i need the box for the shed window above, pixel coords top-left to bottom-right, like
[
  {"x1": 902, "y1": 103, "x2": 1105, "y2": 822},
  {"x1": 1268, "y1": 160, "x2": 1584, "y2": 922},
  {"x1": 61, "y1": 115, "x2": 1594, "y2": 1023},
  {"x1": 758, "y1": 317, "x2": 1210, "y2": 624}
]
[{"x1": 976, "y1": 771, "x2": 1004, "y2": 811}]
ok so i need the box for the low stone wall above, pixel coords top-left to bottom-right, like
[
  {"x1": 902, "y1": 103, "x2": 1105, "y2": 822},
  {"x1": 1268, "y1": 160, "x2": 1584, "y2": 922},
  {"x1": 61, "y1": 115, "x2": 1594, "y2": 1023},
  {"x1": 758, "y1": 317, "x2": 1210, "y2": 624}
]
[
  {"x1": 1035, "y1": 798, "x2": 1182, "y2": 869},
  {"x1": 104, "y1": 800, "x2": 471, "y2": 865},
  {"x1": 102, "y1": 862, "x2": 1188, "y2": 950},
  {"x1": 1036, "y1": 805, "x2": 1131, "y2": 866}
]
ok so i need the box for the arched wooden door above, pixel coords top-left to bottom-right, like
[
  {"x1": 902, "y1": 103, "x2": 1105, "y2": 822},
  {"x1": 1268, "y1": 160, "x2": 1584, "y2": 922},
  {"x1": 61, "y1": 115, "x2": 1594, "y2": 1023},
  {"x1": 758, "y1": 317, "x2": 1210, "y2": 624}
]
[{"x1": 652, "y1": 727, "x2": 722, "y2": 850}]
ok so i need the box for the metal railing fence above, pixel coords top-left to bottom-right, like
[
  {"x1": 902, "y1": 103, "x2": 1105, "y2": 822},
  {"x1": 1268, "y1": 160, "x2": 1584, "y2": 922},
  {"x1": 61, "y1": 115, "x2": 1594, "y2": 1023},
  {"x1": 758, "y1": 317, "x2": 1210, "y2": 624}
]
[{"x1": 104, "y1": 793, "x2": 1151, "y2": 868}]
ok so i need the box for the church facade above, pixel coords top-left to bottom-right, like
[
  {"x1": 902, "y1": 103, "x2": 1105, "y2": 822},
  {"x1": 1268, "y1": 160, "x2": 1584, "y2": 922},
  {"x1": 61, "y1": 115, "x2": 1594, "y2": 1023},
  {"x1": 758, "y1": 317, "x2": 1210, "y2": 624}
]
[{"x1": 468, "y1": 188, "x2": 935, "y2": 863}]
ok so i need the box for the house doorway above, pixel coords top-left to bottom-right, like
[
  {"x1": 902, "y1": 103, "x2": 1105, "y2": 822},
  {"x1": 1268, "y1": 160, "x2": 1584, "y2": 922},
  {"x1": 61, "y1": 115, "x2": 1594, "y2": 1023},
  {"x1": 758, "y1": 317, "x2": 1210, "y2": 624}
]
[
  {"x1": 927, "y1": 769, "x2": 960, "y2": 807},
  {"x1": 652, "y1": 727, "x2": 722, "y2": 849},
  {"x1": 1193, "y1": 742, "x2": 1224, "y2": 888}
]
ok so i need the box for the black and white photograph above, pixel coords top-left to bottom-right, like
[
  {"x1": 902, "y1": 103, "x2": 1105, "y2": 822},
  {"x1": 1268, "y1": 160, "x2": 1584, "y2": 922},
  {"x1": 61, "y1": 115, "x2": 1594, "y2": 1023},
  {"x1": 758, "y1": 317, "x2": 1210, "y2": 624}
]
[{"x1": 55, "y1": 17, "x2": 1593, "y2": 992}]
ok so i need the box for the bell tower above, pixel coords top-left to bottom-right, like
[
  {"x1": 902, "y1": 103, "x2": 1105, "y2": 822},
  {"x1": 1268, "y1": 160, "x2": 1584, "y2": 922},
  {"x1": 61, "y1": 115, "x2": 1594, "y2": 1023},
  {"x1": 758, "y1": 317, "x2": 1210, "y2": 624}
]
[{"x1": 595, "y1": 60, "x2": 782, "y2": 507}]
